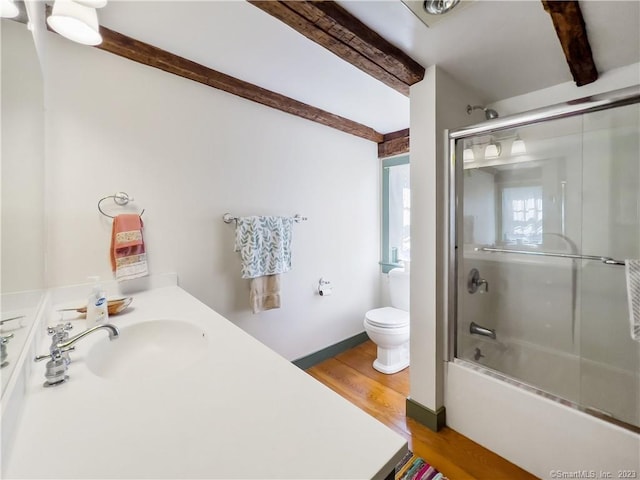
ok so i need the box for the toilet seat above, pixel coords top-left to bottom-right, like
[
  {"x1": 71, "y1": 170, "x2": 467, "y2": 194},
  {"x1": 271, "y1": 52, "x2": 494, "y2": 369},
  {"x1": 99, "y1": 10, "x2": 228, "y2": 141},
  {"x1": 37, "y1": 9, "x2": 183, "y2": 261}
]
[{"x1": 365, "y1": 307, "x2": 409, "y2": 329}]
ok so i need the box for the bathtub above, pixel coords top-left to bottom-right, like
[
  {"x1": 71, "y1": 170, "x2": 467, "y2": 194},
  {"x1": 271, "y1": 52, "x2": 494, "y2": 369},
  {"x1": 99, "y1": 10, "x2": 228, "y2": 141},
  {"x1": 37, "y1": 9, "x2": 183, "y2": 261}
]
[
  {"x1": 458, "y1": 332, "x2": 640, "y2": 427},
  {"x1": 448, "y1": 253, "x2": 640, "y2": 477},
  {"x1": 445, "y1": 359, "x2": 640, "y2": 479}
]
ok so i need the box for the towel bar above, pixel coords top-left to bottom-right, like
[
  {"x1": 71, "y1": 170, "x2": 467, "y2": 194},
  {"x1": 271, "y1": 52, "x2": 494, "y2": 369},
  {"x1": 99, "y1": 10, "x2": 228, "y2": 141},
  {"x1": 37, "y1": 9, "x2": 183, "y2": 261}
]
[
  {"x1": 476, "y1": 247, "x2": 625, "y2": 266},
  {"x1": 222, "y1": 213, "x2": 308, "y2": 224}
]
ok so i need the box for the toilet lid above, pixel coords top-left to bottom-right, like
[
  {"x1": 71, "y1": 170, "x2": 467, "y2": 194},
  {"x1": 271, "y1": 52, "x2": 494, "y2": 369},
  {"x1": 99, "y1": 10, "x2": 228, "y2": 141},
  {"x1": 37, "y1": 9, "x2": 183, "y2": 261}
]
[{"x1": 365, "y1": 307, "x2": 409, "y2": 328}]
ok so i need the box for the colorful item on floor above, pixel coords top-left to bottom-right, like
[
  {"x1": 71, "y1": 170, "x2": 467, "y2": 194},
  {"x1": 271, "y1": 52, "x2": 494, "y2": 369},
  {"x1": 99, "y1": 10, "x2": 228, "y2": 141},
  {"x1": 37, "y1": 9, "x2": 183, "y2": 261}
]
[{"x1": 395, "y1": 451, "x2": 447, "y2": 480}]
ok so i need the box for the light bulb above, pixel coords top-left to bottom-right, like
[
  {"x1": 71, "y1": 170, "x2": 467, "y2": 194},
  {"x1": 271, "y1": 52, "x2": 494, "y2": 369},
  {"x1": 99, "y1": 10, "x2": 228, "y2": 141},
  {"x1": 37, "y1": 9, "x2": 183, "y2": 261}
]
[
  {"x1": 511, "y1": 137, "x2": 526, "y2": 155},
  {"x1": 463, "y1": 148, "x2": 475, "y2": 163},
  {"x1": 485, "y1": 142, "x2": 502, "y2": 159}
]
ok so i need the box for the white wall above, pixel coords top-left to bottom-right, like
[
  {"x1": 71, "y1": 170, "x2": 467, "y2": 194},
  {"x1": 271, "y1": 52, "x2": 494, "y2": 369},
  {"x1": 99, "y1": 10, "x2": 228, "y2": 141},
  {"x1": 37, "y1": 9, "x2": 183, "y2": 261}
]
[
  {"x1": 43, "y1": 32, "x2": 381, "y2": 361},
  {"x1": 1, "y1": 20, "x2": 45, "y2": 294},
  {"x1": 489, "y1": 62, "x2": 640, "y2": 115},
  {"x1": 409, "y1": 66, "x2": 484, "y2": 412}
]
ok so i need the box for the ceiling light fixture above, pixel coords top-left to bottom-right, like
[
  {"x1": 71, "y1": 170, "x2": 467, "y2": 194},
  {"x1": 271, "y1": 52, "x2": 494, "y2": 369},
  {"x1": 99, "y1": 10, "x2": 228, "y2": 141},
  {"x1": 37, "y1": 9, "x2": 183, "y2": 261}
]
[
  {"x1": 485, "y1": 141, "x2": 502, "y2": 159},
  {"x1": 0, "y1": 0, "x2": 19, "y2": 18},
  {"x1": 511, "y1": 135, "x2": 527, "y2": 155},
  {"x1": 47, "y1": 0, "x2": 103, "y2": 46},
  {"x1": 423, "y1": 0, "x2": 460, "y2": 15}
]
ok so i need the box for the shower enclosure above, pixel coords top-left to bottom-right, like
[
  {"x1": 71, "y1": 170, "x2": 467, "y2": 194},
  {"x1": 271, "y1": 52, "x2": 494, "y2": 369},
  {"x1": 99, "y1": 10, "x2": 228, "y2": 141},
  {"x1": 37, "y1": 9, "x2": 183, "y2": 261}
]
[{"x1": 449, "y1": 87, "x2": 640, "y2": 430}]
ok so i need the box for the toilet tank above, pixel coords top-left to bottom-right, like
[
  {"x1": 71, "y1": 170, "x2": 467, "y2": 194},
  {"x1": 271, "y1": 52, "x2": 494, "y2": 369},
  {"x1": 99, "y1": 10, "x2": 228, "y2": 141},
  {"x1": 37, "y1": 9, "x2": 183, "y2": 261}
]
[{"x1": 388, "y1": 268, "x2": 410, "y2": 311}]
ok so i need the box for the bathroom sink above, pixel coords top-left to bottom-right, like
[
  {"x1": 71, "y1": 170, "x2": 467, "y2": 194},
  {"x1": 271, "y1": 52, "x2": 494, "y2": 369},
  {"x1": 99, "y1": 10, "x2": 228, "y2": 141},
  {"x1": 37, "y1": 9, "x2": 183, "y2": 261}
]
[{"x1": 85, "y1": 319, "x2": 208, "y2": 380}]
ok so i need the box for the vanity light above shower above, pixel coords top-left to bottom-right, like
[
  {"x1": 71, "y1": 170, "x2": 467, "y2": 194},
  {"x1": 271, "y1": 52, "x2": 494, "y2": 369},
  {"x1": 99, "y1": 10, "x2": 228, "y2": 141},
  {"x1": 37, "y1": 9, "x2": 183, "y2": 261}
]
[
  {"x1": 461, "y1": 132, "x2": 527, "y2": 167},
  {"x1": 462, "y1": 105, "x2": 534, "y2": 165}
]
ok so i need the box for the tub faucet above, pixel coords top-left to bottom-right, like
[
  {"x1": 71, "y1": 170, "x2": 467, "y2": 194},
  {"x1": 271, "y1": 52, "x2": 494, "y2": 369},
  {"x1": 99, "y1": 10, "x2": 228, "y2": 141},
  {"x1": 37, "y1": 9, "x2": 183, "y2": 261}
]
[
  {"x1": 470, "y1": 322, "x2": 496, "y2": 340},
  {"x1": 35, "y1": 323, "x2": 119, "y2": 387}
]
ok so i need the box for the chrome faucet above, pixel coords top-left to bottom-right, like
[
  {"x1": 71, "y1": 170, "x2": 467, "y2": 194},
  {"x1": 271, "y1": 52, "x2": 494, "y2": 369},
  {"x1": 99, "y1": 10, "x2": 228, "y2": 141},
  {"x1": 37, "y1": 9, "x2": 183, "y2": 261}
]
[
  {"x1": 469, "y1": 322, "x2": 496, "y2": 340},
  {"x1": 57, "y1": 323, "x2": 119, "y2": 349},
  {"x1": 35, "y1": 323, "x2": 119, "y2": 387}
]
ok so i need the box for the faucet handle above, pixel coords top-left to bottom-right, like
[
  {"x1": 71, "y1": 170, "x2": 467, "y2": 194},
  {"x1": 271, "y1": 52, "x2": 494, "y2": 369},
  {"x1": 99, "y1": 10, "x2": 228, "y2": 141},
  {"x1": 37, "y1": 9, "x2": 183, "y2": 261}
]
[
  {"x1": 34, "y1": 345, "x2": 76, "y2": 362},
  {"x1": 48, "y1": 323, "x2": 73, "y2": 336},
  {"x1": 467, "y1": 268, "x2": 489, "y2": 294}
]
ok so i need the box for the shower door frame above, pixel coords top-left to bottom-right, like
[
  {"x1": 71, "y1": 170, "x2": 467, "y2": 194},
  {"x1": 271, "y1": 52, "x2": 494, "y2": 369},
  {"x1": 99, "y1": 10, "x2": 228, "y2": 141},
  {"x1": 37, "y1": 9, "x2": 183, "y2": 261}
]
[{"x1": 446, "y1": 85, "x2": 640, "y2": 427}]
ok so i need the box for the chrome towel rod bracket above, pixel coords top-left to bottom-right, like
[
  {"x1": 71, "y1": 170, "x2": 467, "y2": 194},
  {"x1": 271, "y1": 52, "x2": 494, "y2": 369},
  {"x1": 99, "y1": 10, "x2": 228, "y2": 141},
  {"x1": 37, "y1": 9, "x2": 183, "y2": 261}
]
[
  {"x1": 98, "y1": 192, "x2": 145, "y2": 219},
  {"x1": 222, "y1": 213, "x2": 308, "y2": 224}
]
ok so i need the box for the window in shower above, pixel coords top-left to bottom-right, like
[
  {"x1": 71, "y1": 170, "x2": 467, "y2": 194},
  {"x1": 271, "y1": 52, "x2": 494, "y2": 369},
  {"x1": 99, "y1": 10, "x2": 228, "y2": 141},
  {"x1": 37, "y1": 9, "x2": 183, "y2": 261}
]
[{"x1": 500, "y1": 185, "x2": 543, "y2": 245}]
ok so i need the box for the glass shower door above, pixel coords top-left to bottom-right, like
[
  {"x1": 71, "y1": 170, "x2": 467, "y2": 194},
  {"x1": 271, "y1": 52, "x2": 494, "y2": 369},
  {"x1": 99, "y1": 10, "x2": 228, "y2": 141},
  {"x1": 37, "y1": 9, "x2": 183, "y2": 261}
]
[
  {"x1": 455, "y1": 99, "x2": 640, "y2": 429},
  {"x1": 457, "y1": 115, "x2": 584, "y2": 402},
  {"x1": 579, "y1": 103, "x2": 640, "y2": 427}
]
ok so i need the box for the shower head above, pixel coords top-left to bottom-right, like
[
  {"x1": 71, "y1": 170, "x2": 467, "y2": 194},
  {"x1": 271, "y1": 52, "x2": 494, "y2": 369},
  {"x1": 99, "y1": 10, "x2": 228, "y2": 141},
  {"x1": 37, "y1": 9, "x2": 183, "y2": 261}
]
[
  {"x1": 467, "y1": 104, "x2": 499, "y2": 120},
  {"x1": 485, "y1": 108, "x2": 499, "y2": 119}
]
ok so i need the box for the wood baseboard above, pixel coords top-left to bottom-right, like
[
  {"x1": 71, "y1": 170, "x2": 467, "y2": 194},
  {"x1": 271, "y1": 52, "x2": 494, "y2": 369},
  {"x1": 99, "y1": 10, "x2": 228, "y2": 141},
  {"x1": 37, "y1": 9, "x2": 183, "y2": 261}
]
[
  {"x1": 293, "y1": 332, "x2": 369, "y2": 370},
  {"x1": 406, "y1": 397, "x2": 446, "y2": 432}
]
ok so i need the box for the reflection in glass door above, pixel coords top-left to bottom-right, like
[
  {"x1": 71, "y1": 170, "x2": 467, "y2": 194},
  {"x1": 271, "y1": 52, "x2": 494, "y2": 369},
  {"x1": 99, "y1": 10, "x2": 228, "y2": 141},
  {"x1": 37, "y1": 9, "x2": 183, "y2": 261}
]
[{"x1": 453, "y1": 96, "x2": 640, "y2": 430}]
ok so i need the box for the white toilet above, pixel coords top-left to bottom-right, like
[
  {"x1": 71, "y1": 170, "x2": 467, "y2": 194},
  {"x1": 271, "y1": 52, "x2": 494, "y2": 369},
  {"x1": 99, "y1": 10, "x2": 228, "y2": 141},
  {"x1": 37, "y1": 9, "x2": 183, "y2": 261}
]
[{"x1": 363, "y1": 267, "x2": 410, "y2": 374}]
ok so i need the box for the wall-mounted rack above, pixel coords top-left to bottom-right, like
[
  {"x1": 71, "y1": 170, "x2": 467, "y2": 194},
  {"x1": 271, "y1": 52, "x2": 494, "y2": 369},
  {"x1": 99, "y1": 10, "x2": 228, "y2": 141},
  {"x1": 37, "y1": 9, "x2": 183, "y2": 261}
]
[
  {"x1": 476, "y1": 246, "x2": 625, "y2": 266},
  {"x1": 98, "y1": 192, "x2": 145, "y2": 219},
  {"x1": 222, "y1": 213, "x2": 308, "y2": 224}
]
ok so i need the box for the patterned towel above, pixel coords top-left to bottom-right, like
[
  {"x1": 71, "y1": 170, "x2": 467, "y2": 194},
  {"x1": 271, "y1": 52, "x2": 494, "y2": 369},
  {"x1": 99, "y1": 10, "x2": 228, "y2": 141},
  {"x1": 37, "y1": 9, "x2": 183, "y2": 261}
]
[
  {"x1": 111, "y1": 214, "x2": 148, "y2": 282},
  {"x1": 234, "y1": 216, "x2": 293, "y2": 279},
  {"x1": 625, "y1": 260, "x2": 640, "y2": 341}
]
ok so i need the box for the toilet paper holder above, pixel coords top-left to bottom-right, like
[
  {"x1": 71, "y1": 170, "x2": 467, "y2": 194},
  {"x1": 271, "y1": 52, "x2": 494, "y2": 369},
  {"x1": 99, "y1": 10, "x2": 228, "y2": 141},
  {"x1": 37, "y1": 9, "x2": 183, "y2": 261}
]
[{"x1": 318, "y1": 278, "x2": 332, "y2": 296}]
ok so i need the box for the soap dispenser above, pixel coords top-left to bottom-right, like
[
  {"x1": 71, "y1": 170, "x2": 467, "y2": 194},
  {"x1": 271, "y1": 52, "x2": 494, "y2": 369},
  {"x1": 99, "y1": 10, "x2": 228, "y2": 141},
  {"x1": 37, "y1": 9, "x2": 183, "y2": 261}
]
[{"x1": 86, "y1": 276, "x2": 108, "y2": 328}]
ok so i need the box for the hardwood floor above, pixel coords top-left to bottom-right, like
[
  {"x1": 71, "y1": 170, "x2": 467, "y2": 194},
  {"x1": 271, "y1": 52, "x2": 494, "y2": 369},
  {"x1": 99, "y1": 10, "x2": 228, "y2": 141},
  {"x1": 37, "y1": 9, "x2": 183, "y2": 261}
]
[{"x1": 306, "y1": 341, "x2": 538, "y2": 480}]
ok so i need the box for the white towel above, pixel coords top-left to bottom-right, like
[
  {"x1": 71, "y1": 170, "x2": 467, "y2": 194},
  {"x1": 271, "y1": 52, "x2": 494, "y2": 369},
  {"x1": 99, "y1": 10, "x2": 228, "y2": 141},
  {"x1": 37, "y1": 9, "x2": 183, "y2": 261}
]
[
  {"x1": 250, "y1": 274, "x2": 281, "y2": 314},
  {"x1": 625, "y1": 260, "x2": 640, "y2": 341}
]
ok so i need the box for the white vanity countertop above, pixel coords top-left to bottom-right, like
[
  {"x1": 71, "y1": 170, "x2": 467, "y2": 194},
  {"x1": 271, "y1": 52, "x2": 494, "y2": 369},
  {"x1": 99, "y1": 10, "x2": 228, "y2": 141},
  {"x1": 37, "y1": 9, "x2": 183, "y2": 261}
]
[{"x1": 3, "y1": 286, "x2": 407, "y2": 479}]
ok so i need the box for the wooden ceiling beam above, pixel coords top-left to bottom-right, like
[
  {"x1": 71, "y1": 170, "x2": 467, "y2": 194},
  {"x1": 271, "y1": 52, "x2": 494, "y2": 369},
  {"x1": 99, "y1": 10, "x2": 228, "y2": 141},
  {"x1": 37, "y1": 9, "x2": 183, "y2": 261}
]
[
  {"x1": 248, "y1": 1, "x2": 425, "y2": 97},
  {"x1": 378, "y1": 129, "x2": 409, "y2": 158},
  {"x1": 541, "y1": 0, "x2": 598, "y2": 86},
  {"x1": 90, "y1": 25, "x2": 383, "y2": 143}
]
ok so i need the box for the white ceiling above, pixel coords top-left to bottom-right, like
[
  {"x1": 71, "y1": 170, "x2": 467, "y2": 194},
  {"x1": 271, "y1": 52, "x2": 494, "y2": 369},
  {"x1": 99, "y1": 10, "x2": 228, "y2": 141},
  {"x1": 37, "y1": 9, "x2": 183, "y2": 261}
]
[{"x1": 97, "y1": 1, "x2": 640, "y2": 135}]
